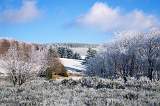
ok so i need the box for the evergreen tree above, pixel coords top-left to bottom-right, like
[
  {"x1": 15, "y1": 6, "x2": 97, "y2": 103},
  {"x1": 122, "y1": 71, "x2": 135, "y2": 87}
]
[
  {"x1": 83, "y1": 48, "x2": 97, "y2": 64},
  {"x1": 72, "y1": 52, "x2": 81, "y2": 59},
  {"x1": 57, "y1": 47, "x2": 65, "y2": 58},
  {"x1": 57, "y1": 47, "x2": 75, "y2": 59},
  {"x1": 66, "y1": 48, "x2": 74, "y2": 59}
]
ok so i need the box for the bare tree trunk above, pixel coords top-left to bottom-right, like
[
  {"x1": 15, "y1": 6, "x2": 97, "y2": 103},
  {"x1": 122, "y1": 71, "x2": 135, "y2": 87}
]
[
  {"x1": 148, "y1": 59, "x2": 153, "y2": 81},
  {"x1": 129, "y1": 55, "x2": 135, "y2": 77}
]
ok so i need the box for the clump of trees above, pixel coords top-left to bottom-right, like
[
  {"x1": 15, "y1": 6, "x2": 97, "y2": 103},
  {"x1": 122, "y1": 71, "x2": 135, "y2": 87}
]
[
  {"x1": 0, "y1": 45, "x2": 63, "y2": 86},
  {"x1": 85, "y1": 31, "x2": 160, "y2": 82},
  {"x1": 57, "y1": 47, "x2": 81, "y2": 59},
  {"x1": 72, "y1": 52, "x2": 81, "y2": 60}
]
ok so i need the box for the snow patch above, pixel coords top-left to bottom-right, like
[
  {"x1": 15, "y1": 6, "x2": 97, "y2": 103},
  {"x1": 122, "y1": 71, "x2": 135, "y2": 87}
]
[{"x1": 60, "y1": 58, "x2": 86, "y2": 74}]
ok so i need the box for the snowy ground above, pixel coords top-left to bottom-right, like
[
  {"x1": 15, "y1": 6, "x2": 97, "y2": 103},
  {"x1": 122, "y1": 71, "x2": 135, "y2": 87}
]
[
  {"x1": 60, "y1": 58, "x2": 86, "y2": 80},
  {"x1": 60, "y1": 58, "x2": 86, "y2": 73},
  {"x1": 0, "y1": 60, "x2": 7, "y2": 76}
]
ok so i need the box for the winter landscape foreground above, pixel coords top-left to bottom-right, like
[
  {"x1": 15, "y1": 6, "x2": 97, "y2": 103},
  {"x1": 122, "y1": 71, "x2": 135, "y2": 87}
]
[
  {"x1": 0, "y1": 77, "x2": 160, "y2": 106},
  {"x1": 0, "y1": 31, "x2": 160, "y2": 106},
  {"x1": 0, "y1": 58, "x2": 160, "y2": 106}
]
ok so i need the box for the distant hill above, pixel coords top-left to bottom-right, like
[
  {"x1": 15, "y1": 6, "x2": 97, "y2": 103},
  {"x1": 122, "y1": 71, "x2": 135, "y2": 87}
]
[
  {"x1": 50, "y1": 43, "x2": 99, "y2": 48},
  {"x1": 0, "y1": 39, "x2": 99, "y2": 57}
]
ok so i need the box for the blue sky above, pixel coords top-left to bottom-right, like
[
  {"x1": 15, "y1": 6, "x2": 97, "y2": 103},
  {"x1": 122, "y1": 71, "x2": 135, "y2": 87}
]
[{"x1": 0, "y1": 0, "x2": 160, "y2": 44}]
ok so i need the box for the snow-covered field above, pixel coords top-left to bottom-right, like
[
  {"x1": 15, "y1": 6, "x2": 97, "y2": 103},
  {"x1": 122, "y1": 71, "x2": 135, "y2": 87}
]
[
  {"x1": 60, "y1": 58, "x2": 86, "y2": 73},
  {"x1": 60, "y1": 58, "x2": 86, "y2": 80},
  {"x1": 0, "y1": 67, "x2": 5, "y2": 76},
  {"x1": 0, "y1": 61, "x2": 7, "y2": 76}
]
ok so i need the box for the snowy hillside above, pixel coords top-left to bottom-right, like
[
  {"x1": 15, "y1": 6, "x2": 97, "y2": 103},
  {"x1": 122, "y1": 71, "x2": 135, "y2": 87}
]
[
  {"x1": 60, "y1": 58, "x2": 86, "y2": 74},
  {"x1": 0, "y1": 60, "x2": 7, "y2": 76},
  {"x1": 60, "y1": 58, "x2": 86, "y2": 80},
  {"x1": 0, "y1": 67, "x2": 6, "y2": 76}
]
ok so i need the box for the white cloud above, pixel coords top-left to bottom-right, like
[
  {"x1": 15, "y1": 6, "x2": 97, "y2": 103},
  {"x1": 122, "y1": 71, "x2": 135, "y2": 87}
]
[
  {"x1": 76, "y1": 2, "x2": 160, "y2": 32},
  {"x1": 0, "y1": 0, "x2": 40, "y2": 23}
]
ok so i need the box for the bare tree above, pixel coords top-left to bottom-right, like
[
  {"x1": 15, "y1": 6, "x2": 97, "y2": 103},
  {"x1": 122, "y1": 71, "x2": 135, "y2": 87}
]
[
  {"x1": 138, "y1": 32, "x2": 160, "y2": 80},
  {"x1": 31, "y1": 45, "x2": 65, "y2": 79},
  {"x1": 30, "y1": 46, "x2": 49, "y2": 77},
  {"x1": 0, "y1": 46, "x2": 33, "y2": 86},
  {"x1": 0, "y1": 45, "x2": 50, "y2": 86}
]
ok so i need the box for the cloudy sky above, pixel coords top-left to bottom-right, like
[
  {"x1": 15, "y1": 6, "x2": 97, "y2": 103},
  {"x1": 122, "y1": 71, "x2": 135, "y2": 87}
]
[{"x1": 0, "y1": 0, "x2": 160, "y2": 43}]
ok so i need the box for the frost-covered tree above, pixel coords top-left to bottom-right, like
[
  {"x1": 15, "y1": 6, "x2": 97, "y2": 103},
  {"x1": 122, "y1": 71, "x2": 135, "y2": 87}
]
[
  {"x1": 30, "y1": 46, "x2": 49, "y2": 77},
  {"x1": 85, "y1": 53, "x2": 108, "y2": 78},
  {"x1": 0, "y1": 45, "x2": 57, "y2": 86},
  {"x1": 85, "y1": 31, "x2": 160, "y2": 81},
  {"x1": 0, "y1": 46, "x2": 35, "y2": 86},
  {"x1": 137, "y1": 32, "x2": 160, "y2": 80}
]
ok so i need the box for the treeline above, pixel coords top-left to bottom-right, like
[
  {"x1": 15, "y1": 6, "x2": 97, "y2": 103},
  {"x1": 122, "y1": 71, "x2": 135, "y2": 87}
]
[
  {"x1": 85, "y1": 31, "x2": 160, "y2": 82},
  {"x1": 51, "y1": 43, "x2": 98, "y2": 48}
]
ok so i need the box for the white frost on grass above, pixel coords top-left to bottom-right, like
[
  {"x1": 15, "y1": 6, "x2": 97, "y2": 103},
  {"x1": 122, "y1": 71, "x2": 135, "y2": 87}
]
[{"x1": 1, "y1": 77, "x2": 160, "y2": 106}]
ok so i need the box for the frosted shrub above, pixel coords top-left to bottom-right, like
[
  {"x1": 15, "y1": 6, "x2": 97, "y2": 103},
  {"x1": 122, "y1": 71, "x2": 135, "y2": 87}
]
[
  {"x1": 0, "y1": 46, "x2": 36, "y2": 86},
  {"x1": 139, "y1": 76, "x2": 151, "y2": 83},
  {"x1": 0, "y1": 77, "x2": 160, "y2": 106}
]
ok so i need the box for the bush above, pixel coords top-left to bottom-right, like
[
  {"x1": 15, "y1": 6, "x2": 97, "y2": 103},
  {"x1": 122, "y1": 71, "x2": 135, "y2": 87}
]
[
  {"x1": 0, "y1": 77, "x2": 160, "y2": 106},
  {"x1": 45, "y1": 64, "x2": 68, "y2": 79}
]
